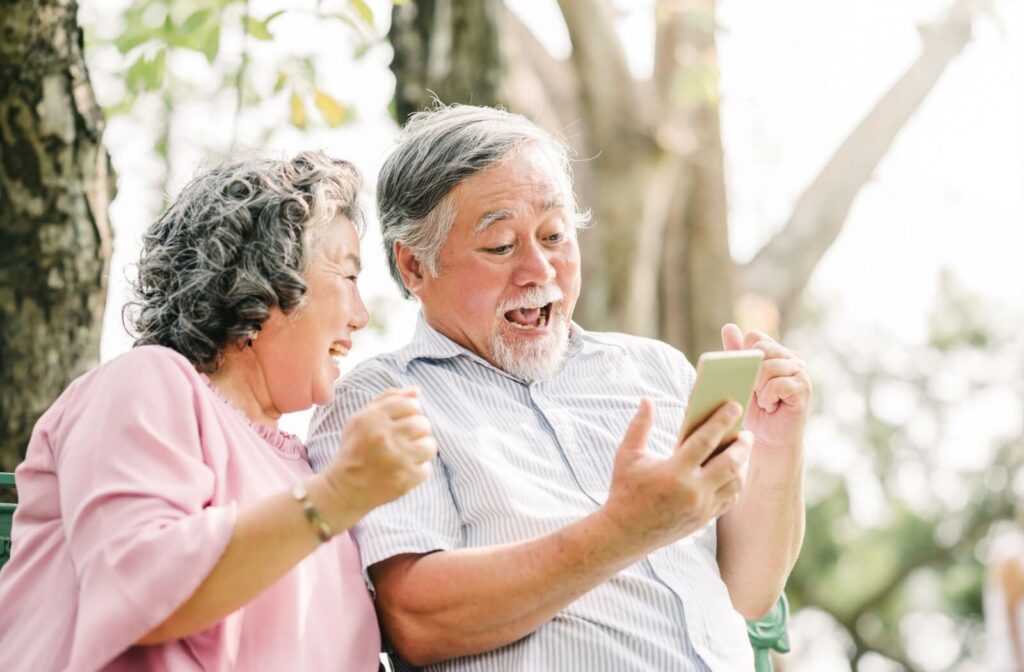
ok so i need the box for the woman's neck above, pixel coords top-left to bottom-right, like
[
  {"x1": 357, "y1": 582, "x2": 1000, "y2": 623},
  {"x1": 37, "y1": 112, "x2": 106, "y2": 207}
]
[{"x1": 206, "y1": 349, "x2": 281, "y2": 428}]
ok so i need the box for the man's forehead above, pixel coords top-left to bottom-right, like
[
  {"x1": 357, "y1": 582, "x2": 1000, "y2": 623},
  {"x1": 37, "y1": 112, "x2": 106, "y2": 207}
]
[{"x1": 449, "y1": 154, "x2": 567, "y2": 230}]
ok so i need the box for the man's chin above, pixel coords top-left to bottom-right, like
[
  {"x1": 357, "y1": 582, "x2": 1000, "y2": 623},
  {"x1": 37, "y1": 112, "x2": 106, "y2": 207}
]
[{"x1": 491, "y1": 319, "x2": 569, "y2": 382}]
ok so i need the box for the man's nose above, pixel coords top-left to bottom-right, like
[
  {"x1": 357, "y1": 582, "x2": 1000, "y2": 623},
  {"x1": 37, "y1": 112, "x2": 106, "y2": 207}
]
[{"x1": 513, "y1": 241, "x2": 556, "y2": 286}]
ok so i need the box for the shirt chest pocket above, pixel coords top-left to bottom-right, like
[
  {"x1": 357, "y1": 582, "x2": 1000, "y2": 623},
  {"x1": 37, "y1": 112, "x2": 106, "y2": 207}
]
[
  {"x1": 437, "y1": 424, "x2": 595, "y2": 542},
  {"x1": 569, "y1": 393, "x2": 687, "y2": 462}
]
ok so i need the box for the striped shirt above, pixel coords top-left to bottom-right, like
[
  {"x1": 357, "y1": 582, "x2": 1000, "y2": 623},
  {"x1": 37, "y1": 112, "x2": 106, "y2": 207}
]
[{"x1": 307, "y1": 314, "x2": 754, "y2": 671}]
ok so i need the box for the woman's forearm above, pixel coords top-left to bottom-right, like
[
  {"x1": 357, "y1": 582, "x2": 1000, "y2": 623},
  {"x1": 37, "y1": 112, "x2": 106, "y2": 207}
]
[{"x1": 137, "y1": 475, "x2": 361, "y2": 645}]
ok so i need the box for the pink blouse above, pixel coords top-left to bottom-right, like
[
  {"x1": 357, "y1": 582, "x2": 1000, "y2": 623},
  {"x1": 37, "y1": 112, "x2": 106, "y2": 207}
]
[{"x1": 0, "y1": 346, "x2": 380, "y2": 671}]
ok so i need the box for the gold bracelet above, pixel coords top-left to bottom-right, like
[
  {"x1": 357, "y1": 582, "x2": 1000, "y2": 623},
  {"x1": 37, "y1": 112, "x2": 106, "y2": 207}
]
[{"x1": 290, "y1": 483, "x2": 332, "y2": 543}]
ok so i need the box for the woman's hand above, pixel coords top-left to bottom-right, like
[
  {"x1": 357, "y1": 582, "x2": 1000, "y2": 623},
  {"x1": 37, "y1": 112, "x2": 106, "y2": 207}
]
[{"x1": 318, "y1": 388, "x2": 437, "y2": 525}]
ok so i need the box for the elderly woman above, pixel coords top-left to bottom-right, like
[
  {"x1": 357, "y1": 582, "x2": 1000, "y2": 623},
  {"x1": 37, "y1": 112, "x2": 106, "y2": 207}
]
[{"x1": 0, "y1": 152, "x2": 435, "y2": 670}]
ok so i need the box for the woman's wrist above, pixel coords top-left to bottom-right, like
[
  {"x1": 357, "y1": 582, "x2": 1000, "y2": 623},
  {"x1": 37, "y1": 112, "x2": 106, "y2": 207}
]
[{"x1": 304, "y1": 473, "x2": 366, "y2": 535}]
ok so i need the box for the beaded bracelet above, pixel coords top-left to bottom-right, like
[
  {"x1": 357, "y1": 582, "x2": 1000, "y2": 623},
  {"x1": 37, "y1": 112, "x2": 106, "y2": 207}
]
[{"x1": 291, "y1": 483, "x2": 333, "y2": 543}]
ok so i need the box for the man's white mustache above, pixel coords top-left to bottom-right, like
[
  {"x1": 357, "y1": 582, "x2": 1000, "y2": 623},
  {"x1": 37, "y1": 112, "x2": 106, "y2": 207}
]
[{"x1": 495, "y1": 286, "x2": 564, "y2": 315}]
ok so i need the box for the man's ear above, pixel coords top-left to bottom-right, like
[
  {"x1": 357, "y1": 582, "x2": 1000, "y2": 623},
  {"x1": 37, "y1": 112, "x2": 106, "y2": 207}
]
[{"x1": 395, "y1": 241, "x2": 426, "y2": 298}]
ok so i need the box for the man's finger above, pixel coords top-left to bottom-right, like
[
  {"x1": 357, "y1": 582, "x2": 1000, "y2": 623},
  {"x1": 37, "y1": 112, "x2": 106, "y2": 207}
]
[
  {"x1": 754, "y1": 359, "x2": 802, "y2": 396},
  {"x1": 617, "y1": 398, "x2": 654, "y2": 461},
  {"x1": 757, "y1": 377, "x2": 806, "y2": 412},
  {"x1": 701, "y1": 431, "x2": 752, "y2": 487},
  {"x1": 750, "y1": 338, "x2": 795, "y2": 361},
  {"x1": 721, "y1": 323, "x2": 744, "y2": 351},
  {"x1": 743, "y1": 330, "x2": 774, "y2": 351},
  {"x1": 675, "y1": 401, "x2": 742, "y2": 468}
]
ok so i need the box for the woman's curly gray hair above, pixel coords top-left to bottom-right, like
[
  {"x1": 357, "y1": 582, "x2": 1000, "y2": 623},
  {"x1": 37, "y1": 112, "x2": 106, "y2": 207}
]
[{"x1": 128, "y1": 151, "x2": 363, "y2": 373}]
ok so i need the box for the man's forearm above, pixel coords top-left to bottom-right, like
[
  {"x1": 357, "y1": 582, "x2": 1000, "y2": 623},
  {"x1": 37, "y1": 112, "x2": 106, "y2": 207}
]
[
  {"x1": 716, "y1": 443, "x2": 805, "y2": 619},
  {"x1": 372, "y1": 510, "x2": 649, "y2": 666}
]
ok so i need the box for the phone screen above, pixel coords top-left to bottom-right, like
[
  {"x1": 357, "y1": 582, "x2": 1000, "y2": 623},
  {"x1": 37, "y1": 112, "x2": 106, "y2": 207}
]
[{"x1": 678, "y1": 350, "x2": 764, "y2": 455}]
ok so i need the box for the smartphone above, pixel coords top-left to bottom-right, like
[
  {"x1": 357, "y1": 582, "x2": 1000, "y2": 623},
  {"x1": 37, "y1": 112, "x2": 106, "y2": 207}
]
[{"x1": 678, "y1": 349, "x2": 764, "y2": 461}]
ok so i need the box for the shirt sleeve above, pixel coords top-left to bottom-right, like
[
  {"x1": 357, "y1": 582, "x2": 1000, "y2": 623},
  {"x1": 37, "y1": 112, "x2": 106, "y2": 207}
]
[
  {"x1": 309, "y1": 362, "x2": 463, "y2": 591},
  {"x1": 53, "y1": 348, "x2": 236, "y2": 670}
]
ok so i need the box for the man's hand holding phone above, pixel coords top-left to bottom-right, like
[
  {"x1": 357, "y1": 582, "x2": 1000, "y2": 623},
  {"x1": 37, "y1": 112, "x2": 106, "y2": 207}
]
[
  {"x1": 601, "y1": 398, "x2": 755, "y2": 556},
  {"x1": 720, "y1": 323, "x2": 812, "y2": 459}
]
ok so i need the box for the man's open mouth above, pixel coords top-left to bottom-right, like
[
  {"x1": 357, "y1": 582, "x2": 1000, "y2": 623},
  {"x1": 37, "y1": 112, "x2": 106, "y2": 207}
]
[{"x1": 504, "y1": 303, "x2": 553, "y2": 330}]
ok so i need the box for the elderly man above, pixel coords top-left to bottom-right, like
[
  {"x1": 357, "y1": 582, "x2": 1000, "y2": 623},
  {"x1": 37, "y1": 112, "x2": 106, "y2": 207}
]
[{"x1": 308, "y1": 104, "x2": 809, "y2": 671}]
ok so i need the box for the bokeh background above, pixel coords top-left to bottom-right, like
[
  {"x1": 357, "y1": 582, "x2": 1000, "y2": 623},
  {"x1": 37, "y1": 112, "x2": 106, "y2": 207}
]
[{"x1": 2, "y1": 0, "x2": 1022, "y2": 669}]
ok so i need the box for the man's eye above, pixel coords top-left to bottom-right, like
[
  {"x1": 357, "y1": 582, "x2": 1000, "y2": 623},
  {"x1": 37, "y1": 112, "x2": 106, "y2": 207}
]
[
  {"x1": 545, "y1": 232, "x2": 566, "y2": 243},
  {"x1": 484, "y1": 244, "x2": 513, "y2": 255}
]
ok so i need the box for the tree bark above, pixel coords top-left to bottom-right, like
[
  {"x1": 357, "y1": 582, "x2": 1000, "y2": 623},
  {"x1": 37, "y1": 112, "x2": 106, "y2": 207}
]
[
  {"x1": 389, "y1": 0, "x2": 506, "y2": 124},
  {"x1": 0, "y1": 0, "x2": 115, "y2": 471}
]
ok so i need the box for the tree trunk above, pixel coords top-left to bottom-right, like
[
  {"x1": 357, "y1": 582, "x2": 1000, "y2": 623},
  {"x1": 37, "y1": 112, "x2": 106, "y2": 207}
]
[
  {"x1": 0, "y1": 0, "x2": 115, "y2": 471},
  {"x1": 389, "y1": 0, "x2": 506, "y2": 124}
]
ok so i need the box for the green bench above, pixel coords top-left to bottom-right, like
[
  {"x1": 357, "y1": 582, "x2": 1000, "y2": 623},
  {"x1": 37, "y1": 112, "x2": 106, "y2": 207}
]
[
  {"x1": 0, "y1": 472, "x2": 788, "y2": 670},
  {"x1": 1, "y1": 472, "x2": 15, "y2": 570}
]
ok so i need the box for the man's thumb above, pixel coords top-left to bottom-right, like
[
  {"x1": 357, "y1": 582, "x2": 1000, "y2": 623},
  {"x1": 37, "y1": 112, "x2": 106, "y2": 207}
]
[{"x1": 617, "y1": 398, "x2": 654, "y2": 461}]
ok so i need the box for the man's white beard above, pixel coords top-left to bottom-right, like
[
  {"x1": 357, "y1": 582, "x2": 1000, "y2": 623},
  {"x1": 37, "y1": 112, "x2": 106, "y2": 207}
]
[
  {"x1": 491, "y1": 286, "x2": 570, "y2": 383},
  {"x1": 491, "y1": 317, "x2": 569, "y2": 383}
]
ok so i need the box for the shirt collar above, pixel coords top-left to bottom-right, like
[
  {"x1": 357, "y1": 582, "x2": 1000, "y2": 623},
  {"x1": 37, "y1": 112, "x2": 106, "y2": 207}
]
[{"x1": 394, "y1": 311, "x2": 590, "y2": 374}]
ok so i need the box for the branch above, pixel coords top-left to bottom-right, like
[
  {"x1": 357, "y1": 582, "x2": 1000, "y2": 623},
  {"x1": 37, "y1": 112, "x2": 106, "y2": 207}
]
[
  {"x1": 626, "y1": 151, "x2": 690, "y2": 335},
  {"x1": 501, "y1": 6, "x2": 580, "y2": 136},
  {"x1": 848, "y1": 500, "x2": 1002, "y2": 625},
  {"x1": 556, "y1": 0, "x2": 648, "y2": 143},
  {"x1": 741, "y1": 0, "x2": 991, "y2": 320}
]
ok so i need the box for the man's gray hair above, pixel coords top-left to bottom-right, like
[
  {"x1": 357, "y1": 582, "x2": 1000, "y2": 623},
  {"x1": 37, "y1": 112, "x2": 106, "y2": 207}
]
[
  {"x1": 128, "y1": 150, "x2": 363, "y2": 373},
  {"x1": 378, "y1": 104, "x2": 590, "y2": 298}
]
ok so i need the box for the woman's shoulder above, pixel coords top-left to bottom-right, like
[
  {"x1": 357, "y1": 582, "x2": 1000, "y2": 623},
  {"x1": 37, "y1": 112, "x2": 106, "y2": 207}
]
[
  {"x1": 52, "y1": 345, "x2": 203, "y2": 416},
  {"x1": 99, "y1": 344, "x2": 202, "y2": 386}
]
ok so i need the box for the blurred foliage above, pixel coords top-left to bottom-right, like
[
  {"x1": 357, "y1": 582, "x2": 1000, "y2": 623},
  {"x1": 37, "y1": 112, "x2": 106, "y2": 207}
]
[
  {"x1": 785, "y1": 269, "x2": 1023, "y2": 670},
  {"x1": 83, "y1": 0, "x2": 385, "y2": 197}
]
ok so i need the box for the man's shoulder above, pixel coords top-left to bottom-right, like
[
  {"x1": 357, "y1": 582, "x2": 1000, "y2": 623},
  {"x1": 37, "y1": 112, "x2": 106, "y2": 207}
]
[
  {"x1": 338, "y1": 352, "x2": 409, "y2": 393},
  {"x1": 581, "y1": 329, "x2": 690, "y2": 365}
]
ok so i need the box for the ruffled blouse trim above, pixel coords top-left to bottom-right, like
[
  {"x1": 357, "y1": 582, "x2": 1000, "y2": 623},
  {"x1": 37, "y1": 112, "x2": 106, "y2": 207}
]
[{"x1": 199, "y1": 375, "x2": 308, "y2": 460}]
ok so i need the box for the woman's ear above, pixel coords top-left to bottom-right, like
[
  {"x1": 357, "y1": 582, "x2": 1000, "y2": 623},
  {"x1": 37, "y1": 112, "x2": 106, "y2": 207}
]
[{"x1": 395, "y1": 241, "x2": 426, "y2": 298}]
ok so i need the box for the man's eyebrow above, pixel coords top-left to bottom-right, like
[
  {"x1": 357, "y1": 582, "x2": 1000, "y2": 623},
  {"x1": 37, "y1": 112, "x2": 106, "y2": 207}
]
[
  {"x1": 474, "y1": 199, "x2": 566, "y2": 235},
  {"x1": 542, "y1": 196, "x2": 565, "y2": 211},
  {"x1": 475, "y1": 209, "x2": 514, "y2": 234}
]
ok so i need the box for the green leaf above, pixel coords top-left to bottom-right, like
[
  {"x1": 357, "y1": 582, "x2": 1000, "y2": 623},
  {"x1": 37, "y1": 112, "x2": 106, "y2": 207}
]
[
  {"x1": 124, "y1": 49, "x2": 166, "y2": 94},
  {"x1": 113, "y1": 23, "x2": 156, "y2": 54},
  {"x1": 201, "y1": 23, "x2": 221, "y2": 62},
  {"x1": 353, "y1": 41, "x2": 372, "y2": 60},
  {"x1": 349, "y1": 0, "x2": 374, "y2": 25},
  {"x1": 314, "y1": 90, "x2": 348, "y2": 127},
  {"x1": 264, "y1": 9, "x2": 286, "y2": 25},
  {"x1": 273, "y1": 71, "x2": 288, "y2": 94},
  {"x1": 181, "y1": 8, "x2": 212, "y2": 36},
  {"x1": 243, "y1": 16, "x2": 274, "y2": 41},
  {"x1": 290, "y1": 92, "x2": 307, "y2": 129},
  {"x1": 150, "y1": 48, "x2": 166, "y2": 89}
]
